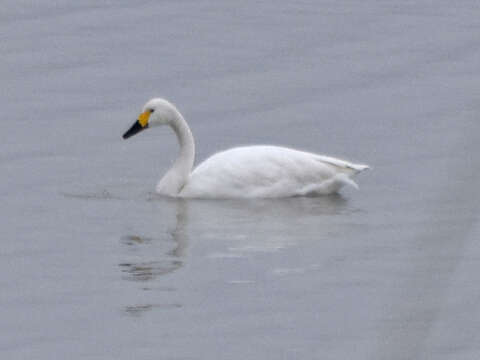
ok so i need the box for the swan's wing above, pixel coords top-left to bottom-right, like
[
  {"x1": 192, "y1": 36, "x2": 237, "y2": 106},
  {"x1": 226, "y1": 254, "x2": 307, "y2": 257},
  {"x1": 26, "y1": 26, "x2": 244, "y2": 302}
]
[{"x1": 181, "y1": 146, "x2": 367, "y2": 198}]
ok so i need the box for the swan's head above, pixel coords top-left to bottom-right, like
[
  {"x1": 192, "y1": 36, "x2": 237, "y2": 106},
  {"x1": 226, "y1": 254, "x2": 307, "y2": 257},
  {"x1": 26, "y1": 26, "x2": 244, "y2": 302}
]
[{"x1": 123, "y1": 98, "x2": 180, "y2": 139}]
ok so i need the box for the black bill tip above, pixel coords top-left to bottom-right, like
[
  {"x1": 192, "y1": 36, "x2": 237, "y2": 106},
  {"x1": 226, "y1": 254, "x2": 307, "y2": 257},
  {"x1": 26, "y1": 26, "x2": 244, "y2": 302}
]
[{"x1": 123, "y1": 120, "x2": 147, "y2": 139}]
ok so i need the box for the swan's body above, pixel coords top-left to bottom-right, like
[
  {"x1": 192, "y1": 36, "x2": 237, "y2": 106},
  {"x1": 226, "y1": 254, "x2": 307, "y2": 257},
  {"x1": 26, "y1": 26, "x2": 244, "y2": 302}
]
[
  {"x1": 180, "y1": 146, "x2": 367, "y2": 198},
  {"x1": 123, "y1": 98, "x2": 369, "y2": 199}
]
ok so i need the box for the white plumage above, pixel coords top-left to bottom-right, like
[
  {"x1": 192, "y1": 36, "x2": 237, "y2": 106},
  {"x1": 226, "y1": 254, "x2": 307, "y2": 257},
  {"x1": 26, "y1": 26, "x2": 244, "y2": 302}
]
[
  {"x1": 182, "y1": 146, "x2": 367, "y2": 198},
  {"x1": 123, "y1": 98, "x2": 369, "y2": 199}
]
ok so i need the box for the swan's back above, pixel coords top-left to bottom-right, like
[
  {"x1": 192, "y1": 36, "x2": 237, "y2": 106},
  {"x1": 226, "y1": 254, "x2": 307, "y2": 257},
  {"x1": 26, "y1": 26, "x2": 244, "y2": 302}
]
[{"x1": 180, "y1": 146, "x2": 368, "y2": 198}]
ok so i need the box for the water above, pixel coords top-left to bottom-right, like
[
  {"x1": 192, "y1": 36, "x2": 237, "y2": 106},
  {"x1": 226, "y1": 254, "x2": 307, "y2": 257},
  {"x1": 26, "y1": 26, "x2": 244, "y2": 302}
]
[{"x1": 1, "y1": 1, "x2": 480, "y2": 359}]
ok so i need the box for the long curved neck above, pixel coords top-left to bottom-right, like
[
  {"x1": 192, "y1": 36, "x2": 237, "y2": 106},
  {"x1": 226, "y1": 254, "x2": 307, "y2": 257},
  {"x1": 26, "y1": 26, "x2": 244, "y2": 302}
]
[
  {"x1": 156, "y1": 111, "x2": 195, "y2": 196},
  {"x1": 171, "y1": 112, "x2": 195, "y2": 174}
]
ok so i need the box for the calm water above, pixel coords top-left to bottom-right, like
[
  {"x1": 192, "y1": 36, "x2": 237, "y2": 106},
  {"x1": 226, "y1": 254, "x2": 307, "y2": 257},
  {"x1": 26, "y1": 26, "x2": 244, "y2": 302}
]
[{"x1": 1, "y1": 1, "x2": 480, "y2": 359}]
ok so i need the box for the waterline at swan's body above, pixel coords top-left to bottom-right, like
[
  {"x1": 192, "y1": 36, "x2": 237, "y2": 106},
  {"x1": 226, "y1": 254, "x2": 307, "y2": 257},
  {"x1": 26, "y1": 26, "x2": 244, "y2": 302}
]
[{"x1": 123, "y1": 98, "x2": 369, "y2": 199}]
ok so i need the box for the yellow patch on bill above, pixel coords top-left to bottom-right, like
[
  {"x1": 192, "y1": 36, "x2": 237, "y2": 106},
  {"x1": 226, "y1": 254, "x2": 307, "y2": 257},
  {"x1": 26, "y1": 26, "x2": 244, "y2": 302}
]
[{"x1": 138, "y1": 111, "x2": 150, "y2": 127}]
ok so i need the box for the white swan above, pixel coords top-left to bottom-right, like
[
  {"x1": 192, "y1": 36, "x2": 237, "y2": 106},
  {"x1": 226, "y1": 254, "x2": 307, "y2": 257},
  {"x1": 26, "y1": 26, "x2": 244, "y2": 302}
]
[{"x1": 122, "y1": 98, "x2": 369, "y2": 198}]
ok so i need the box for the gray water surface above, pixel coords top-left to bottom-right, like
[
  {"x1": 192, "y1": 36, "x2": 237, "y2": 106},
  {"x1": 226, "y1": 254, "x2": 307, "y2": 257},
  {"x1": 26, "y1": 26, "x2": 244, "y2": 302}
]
[{"x1": 1, "y1": 1, "x2": 480, "y2": 359}]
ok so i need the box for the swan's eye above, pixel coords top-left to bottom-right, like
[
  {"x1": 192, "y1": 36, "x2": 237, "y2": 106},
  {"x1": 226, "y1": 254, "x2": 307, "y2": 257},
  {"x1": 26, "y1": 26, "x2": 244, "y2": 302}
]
[{"x1": 149, "y1": 108, "x2": 155, "y2": 113}]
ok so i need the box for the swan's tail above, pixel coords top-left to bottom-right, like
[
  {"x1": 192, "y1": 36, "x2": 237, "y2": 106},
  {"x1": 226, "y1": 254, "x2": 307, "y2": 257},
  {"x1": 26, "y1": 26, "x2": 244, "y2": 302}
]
[
  {"x1": 315, "y1": 155, "x2": 370, "y2": 174},
  {"x1": 347, "y1": 163, "x2": 370, "y2": 173}
]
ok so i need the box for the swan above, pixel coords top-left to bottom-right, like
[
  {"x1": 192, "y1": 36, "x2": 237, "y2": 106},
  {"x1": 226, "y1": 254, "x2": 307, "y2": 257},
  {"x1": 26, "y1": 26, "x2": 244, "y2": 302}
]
[{"x1": 122, "y1": 98, "x2": 369, "y2": 198}]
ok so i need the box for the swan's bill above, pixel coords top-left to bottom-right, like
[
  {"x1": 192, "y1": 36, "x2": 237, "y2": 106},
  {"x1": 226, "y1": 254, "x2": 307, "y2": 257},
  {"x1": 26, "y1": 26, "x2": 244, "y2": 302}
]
[
  {"x1": 123, "y1": 110, "x2": 151, "y2": 139},
  {"x1": 122, "y1": 120, "x2": 147, "y2": 139}
]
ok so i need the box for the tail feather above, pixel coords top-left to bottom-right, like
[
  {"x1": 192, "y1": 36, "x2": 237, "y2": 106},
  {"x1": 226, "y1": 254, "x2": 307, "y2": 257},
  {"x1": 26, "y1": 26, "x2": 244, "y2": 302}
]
[
  {"x1": 314, "y1": 155, "x2": 370, "y2": 174},
  {"x1": 349, "y1": 163, "x2": 370, "y2": 173}
]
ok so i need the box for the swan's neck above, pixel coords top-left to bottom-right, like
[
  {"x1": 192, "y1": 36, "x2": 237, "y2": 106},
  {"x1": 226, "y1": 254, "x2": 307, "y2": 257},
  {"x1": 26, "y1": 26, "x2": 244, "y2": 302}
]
[
  {"x1": 156, "y1": 113, "x2": 195, "y2": 196},
  {"x1": 172, "y1": 114, "x2": 195, "y2": 173}
]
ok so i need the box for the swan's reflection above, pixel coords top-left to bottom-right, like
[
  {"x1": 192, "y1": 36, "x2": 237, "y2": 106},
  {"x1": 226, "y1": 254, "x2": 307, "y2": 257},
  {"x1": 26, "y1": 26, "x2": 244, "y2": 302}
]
[
  {"x1": 194, "y1": 194, "x2": 352, "y2": 258},
  {"x1": 118, "y1": 243, "x2": 183, "y2": 281},
  {"x1": 120, "y1": 199, "x2": 188, "y2": 315},
  {"x1": 120, "y1": 199, "x2": 188, "y2": 282},
  {"x1": 124, "y1": 303, "x2": 182, "y2": 317},
  {"x1": 120, "y1": 195, "x2": 352, "y2": 315}
]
